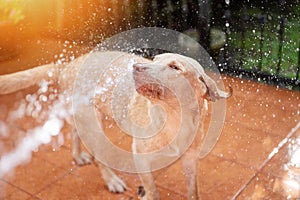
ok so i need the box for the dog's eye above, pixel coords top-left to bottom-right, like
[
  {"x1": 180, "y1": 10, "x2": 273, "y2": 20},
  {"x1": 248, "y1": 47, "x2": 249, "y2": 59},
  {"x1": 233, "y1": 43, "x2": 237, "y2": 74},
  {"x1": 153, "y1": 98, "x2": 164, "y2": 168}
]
[{"x1": 169, "y1": 64, "x2": 181, "y2": 71}]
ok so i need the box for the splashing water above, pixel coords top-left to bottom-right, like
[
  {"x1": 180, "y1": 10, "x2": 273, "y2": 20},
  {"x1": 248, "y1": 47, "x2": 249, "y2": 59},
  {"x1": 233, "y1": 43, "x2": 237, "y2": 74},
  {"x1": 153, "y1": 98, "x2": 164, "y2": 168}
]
[
  {"x1": 0, "y1": 92, "x2": 69, "y2": 178},
  {"x1": 0, "y1": 116, "x2": 63, "y2": 177}
]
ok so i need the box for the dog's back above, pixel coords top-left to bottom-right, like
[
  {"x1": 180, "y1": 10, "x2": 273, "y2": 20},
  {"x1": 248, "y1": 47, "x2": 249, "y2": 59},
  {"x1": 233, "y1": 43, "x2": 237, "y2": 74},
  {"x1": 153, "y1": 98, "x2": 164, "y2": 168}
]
[{"x1": 0, "y1": 63, "x2": 61, "y2": 95}]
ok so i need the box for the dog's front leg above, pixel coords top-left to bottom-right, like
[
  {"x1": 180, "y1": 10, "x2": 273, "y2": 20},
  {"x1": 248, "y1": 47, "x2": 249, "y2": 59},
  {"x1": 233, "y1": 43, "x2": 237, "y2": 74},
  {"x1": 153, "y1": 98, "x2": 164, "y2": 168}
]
[
  {"x1": 181, "y1": 122, "x2": 204, "y2": 200},
  {"x1": 182, "y1": 149, "x2": 199, "y2": 200},
  {"x1": 72, "y1": 129, "x2": 92, "y2": 166},
  {"x1": 94, "y1": 112, "x2": 127, "y2": 193},
  {"x1": 137, "y1": 172, "x2": 160, "y2": 200},
  {"x1": 133, "y1": 140, "x2": 160, "y2": 200},
  {"x1": 96, "y1": 163, "x2": 127, "y2": 193}
]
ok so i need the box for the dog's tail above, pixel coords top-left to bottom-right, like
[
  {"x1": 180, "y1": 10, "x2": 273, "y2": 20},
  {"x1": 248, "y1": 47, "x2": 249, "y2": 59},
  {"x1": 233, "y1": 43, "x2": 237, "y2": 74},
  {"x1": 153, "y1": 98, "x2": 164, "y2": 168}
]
[{"x1": 0, "y1": 63, "x2": 60, "y2": 95}]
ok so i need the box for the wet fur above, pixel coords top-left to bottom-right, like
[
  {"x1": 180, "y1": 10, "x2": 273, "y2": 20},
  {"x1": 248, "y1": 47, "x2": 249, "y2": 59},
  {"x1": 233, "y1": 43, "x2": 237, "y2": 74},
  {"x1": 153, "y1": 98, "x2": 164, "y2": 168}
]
[{"x1": 0, "y1": 52, "x2": 231, "y2": 199}]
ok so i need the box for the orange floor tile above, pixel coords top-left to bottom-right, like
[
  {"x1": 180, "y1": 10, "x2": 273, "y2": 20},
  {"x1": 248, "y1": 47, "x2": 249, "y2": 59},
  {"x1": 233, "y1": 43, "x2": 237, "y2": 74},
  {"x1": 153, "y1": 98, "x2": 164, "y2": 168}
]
[{"x1": 0, "y1": 38, "x2": 299, "y2": 199}]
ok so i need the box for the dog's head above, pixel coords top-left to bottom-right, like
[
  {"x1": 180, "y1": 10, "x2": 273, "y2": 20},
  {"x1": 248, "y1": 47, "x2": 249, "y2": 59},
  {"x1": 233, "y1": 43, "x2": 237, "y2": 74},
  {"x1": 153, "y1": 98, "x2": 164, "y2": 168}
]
[
  {"x1": 132, "y1": 56, "x2": 189, "y2": 100},
  {"x1": 133, "y1": 53, "x2": 232, "y2": 101}
]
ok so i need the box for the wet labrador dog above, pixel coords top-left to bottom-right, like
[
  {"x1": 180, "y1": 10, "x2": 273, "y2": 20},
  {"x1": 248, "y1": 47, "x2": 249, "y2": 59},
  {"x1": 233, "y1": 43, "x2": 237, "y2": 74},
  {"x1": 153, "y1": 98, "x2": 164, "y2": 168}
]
[{"x1": 0, "y1": 51, "x2": 231, "y2": 199}]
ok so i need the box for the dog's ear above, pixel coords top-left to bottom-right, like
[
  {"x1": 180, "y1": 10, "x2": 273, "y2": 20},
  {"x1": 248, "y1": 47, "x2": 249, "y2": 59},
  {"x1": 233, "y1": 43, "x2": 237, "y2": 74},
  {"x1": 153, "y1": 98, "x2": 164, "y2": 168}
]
[
  {"x1": 198, "y1": 76, "x2": 213, "y2": 101},
  {"x1": 198, "y1": 75, "x2": 232, "y2": 102},
  {"x1": 179, "y1": 54, "x2": 232, "y2": 101}
]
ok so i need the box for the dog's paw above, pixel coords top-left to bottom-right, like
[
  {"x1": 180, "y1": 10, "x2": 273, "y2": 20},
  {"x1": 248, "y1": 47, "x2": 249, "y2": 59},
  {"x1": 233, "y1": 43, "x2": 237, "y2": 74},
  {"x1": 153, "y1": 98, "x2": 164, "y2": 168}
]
[
  {"x1": 138, "y1": 186, "x2": 146, "y2": 198},
  {"x1": 73, "y1": 151, "x2": 92, "y2": 166},
  {"x1": 101, "y1": 166, "x2": 127, "y2": 193},
  {"x1": 137, "y1": 186, "x2": 160, "y2": 200},
  {"x1": 106, "y1": 174, "x2": 127, "y2": 193}
]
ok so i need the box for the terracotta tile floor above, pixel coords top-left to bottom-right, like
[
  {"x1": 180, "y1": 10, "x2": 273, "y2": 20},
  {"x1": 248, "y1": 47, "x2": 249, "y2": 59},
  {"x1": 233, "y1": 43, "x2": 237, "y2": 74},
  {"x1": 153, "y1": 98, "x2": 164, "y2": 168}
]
[{"x1": 0, "y1": 38, "x2": 300, "y2": 199}]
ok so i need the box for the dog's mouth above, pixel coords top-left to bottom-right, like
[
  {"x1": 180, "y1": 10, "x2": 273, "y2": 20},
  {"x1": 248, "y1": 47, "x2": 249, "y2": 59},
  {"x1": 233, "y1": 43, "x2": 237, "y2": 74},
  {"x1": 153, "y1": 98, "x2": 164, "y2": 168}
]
[
  {"x1": 133, "y1": 63, "x2": 175, "y2": 100},
  {"x1": 136, "y1": 83, "x2": 165, "y2": 99}
]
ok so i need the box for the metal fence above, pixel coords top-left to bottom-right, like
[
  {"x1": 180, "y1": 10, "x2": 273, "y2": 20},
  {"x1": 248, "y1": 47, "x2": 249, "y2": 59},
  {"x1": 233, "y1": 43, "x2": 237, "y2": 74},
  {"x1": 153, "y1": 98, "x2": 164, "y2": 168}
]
[
  {"x1": 212, "y1": 0, "x2": 300, "y2": 90},
  {"x1": 100, "y1": 0, "x2": 300, "y2": 89}
]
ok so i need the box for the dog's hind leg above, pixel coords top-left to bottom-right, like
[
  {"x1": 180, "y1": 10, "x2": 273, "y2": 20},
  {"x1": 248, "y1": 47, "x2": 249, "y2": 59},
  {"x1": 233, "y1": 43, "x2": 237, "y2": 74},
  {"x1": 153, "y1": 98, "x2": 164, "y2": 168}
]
[
  {"x1": 72, "y1": 128, "x2": 92, "y2": 166},
  {"x1": 71, "y1": 114, "x2": 127, "y2": 193}
]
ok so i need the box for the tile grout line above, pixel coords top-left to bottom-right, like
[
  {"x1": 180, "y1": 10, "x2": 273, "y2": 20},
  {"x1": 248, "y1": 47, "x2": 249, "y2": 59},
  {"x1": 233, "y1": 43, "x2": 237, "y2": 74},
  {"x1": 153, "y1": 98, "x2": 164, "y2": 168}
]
[
  {"x1": 155, "y1": 182, "x2": 187, "y2": 198},
  {"x1": 231, "y1": 121, "x2": 300, "y2": 200},
  {"x1": 1, "y1": 179, "x2": 37, "y2": 199},
  {"x1": 31, "y1": 166, "x2": 78, "y2": 198},
  {"x1": 34, "y1": 151, "x2": 75, "y2": 171},
  {"x1": 210, "y1": 153, "x2": 257, "y2": 171},
  {"x1": 210, "y1": 122, "x2": 288, "y2": 171},
  {"x1": 227, "y1": 111, "x2": 299, "y2": 139}
]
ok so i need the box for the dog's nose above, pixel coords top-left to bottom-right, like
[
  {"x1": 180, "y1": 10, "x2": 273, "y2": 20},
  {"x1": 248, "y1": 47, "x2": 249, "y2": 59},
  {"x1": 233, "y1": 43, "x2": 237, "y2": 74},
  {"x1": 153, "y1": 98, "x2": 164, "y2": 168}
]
[{"x1": 133, "y1": 64, "x2": 148, "y2": 72}]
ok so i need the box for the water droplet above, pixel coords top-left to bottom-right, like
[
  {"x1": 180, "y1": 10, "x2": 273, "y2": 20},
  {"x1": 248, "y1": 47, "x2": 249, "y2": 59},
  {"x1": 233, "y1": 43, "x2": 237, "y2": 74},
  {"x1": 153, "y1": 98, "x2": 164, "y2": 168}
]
[
  {"x1": 47, "y1": 71, "x2": 53, "y2": 78},
  {"x1": 101, "y1": 96, "x2": 106, "y2": 102}
]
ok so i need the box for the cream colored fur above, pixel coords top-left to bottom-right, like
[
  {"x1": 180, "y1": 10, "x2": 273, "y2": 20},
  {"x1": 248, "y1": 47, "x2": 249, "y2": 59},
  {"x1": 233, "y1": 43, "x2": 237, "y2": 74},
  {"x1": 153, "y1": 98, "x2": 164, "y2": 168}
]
[{"x1": 0, "y1": 52, "x2": 231, "y2": 199}]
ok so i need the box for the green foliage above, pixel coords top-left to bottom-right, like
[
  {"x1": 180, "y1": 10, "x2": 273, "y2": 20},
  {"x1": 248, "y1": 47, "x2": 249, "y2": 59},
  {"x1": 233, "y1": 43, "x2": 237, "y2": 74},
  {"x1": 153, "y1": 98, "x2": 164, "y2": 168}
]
[{"x1": 228, "y1": 9, "x2": 299, "y2": 80}]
